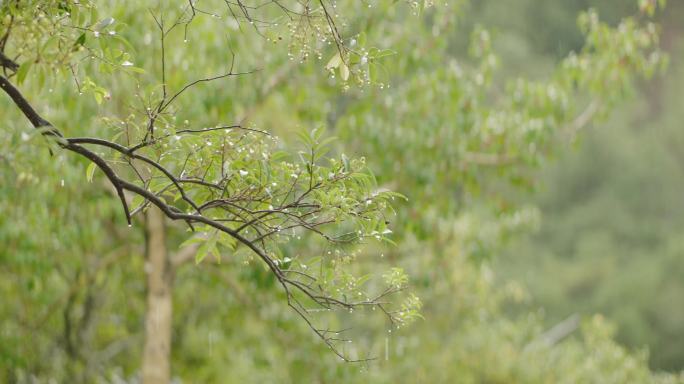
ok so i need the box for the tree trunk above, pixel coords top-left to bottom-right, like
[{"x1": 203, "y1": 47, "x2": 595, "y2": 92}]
[{"x1": 142, "y1": 207, "x2": 173, "y2": 384}]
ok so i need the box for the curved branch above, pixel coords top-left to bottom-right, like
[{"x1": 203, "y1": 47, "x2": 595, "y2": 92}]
[
  {"x1": 0, "y1": 52, "x2": 19, "y2": 72},
  {"x1": 1, "y1": 72, "x2": 403, "y2": 362},
  {"x1": 0, "y1": 75, "x2": 131, "y2": 224}
]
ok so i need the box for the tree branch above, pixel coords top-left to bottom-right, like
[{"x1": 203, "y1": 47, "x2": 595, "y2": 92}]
[
  {"x1": 1, "y1": 58, "x2": 402, "y2": 362},
  {"x1": 0, "y1": 51, "x2": 18, "y2": 72},
  {"x1": 0, "y1": 75, "x2": 55, "y2": 129}
]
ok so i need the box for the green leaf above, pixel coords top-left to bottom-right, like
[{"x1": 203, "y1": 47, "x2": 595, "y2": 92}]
[
  {"x1": 94, "y1": 17, "x2": 115, "y2": 31},
  {"x1": 296, "y1": 130, "x2": 314, "y2": 146},
  {"x1": 341, "y1": 154, "x2": 351, "y2": 172},
  {"x1": 111, "y1": 34, "x2": 135, "y2": 52},
  {"x1": 124, "y1": 66, "x2": 146, "y2": 74},
  {"x1": 357, "y1": 32, "x2": 367, "y2": 47},
  {"x1": 74, "y1": 33, "x2": 87, "y2": 48},
  {"x1": 16, "y1": 62, "x2": 32, "y2": 85},
  {"x1": 179, "y1": 235, "x2": 205, "y2": 249},
  {"x1": 89, "y1": 6, "x2": 99, "y2": 26},
  {"x1": 325, "y1": 53, "x2": 342, "y2": 71},
  {"x1": 369, "y1": 48, "x2": 396, "y2": 60},
  {"x1": 369, "y1": 63, "x2": 378, "y2": 82},
  {"x1": 340, "y1": 63, "x2": 350, "y2": 81},
  {"x1": 86, "y1": 162, "x2": 97, "y2": 182},
  {"x1": 318, "y1": 136, "x2": 337, "y2": 150},
  {"x1": 195, "y1": 244, "x2": 208, "y2": 264},
  {"x1": 218, "y1": 232, "x2": 237, "y2": 250}
]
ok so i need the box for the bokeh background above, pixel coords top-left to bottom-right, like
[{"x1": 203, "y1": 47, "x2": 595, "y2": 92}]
[{"x1": 1, "y1": 0, "x2": 683, "y2": 382}]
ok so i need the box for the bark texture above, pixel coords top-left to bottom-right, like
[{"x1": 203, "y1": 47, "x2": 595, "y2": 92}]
[{"x1": 142, "y1": 207, "x2": 173, "y2": 384}]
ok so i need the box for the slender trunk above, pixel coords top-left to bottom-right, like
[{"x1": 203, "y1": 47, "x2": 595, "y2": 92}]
[{"x1": 142, "y1": 207, "x2": 173, "y2": 384}]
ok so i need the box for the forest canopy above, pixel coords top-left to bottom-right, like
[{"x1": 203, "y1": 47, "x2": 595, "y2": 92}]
[{"x1": 1, "y1": 0, "x2": 682, "y2": 383}]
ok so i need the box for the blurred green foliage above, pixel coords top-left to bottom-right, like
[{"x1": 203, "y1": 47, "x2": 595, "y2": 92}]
[
  {"x1": 1, "y1": 0, "x2": 683, "y2": 383},
  {"x1": 499, "y1": 6, "x2": 684, "y2": 370}
]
